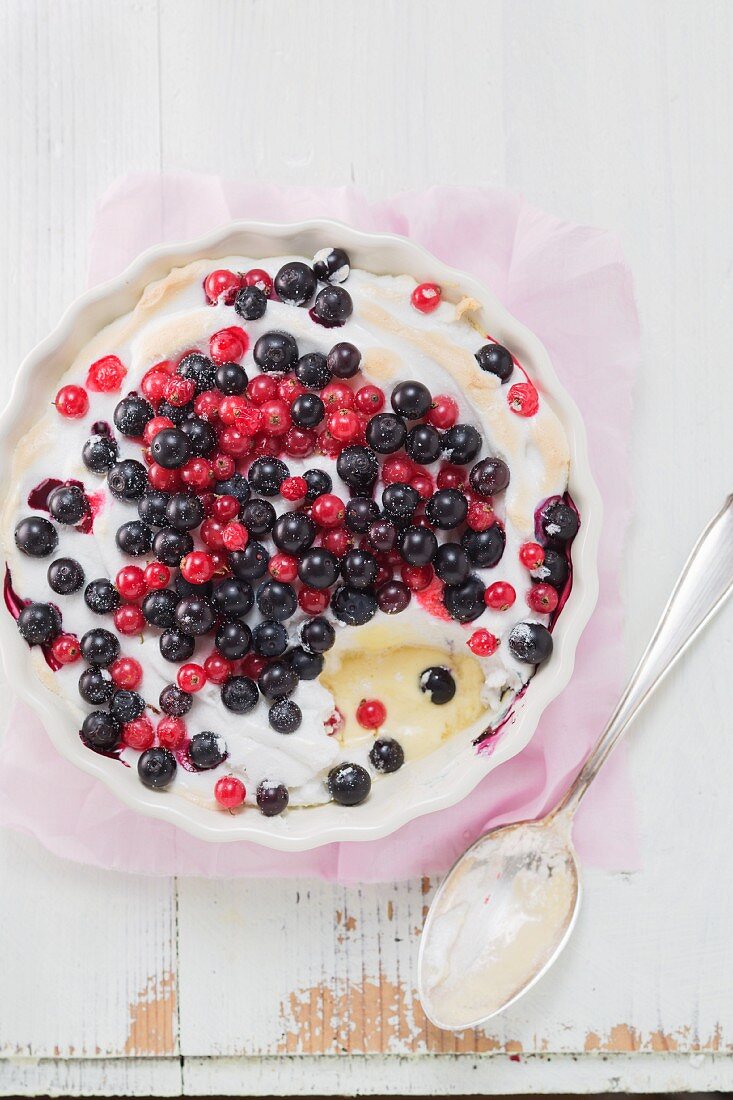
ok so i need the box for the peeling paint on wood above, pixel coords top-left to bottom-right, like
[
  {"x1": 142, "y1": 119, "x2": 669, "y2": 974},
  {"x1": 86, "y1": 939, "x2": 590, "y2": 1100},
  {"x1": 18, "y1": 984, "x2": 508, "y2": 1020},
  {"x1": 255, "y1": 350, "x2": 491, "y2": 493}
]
[
  {"x1": 278, "y1": 979, "x2": 527, "y2": 1055},
  {"x1": 125, "y1": 973, "x2": 177, "y2": 1056},
  {"x1": 584, "y1": 1023, "x2": 728, "y2": 1055}
]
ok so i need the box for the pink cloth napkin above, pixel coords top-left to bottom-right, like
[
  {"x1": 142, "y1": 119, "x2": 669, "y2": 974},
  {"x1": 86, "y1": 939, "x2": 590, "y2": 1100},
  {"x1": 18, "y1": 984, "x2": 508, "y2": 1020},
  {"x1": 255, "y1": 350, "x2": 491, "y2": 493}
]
[{"x1": 0, "y1": 175, "x2": 641, "y2": 880}]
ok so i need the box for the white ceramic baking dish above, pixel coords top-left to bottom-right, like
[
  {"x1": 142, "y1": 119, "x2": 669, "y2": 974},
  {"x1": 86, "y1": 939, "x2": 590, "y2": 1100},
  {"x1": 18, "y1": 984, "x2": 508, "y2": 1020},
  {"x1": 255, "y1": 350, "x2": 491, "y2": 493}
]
[{"x1": 0, "y1": 220, "x2": 601, "y2": 849}]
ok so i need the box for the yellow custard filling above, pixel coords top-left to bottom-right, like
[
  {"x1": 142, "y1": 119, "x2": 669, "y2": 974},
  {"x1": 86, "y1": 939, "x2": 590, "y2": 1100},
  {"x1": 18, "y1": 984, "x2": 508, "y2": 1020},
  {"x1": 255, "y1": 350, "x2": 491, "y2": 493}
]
[{"x1": 320, "y1": 621, "x2": 486, "y2": 761}]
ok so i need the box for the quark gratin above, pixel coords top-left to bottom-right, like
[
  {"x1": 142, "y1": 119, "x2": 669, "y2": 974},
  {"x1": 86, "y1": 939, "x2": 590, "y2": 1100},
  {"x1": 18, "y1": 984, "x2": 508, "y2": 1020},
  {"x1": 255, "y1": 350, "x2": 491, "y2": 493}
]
[{"x1": 3, "y1": 247, "x2": 579, "y2": 816}]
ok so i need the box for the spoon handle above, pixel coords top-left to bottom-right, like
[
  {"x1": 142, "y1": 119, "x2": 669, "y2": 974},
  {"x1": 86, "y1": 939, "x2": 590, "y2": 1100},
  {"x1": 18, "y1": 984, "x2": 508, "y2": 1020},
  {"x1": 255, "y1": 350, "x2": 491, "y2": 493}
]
[{"x1": 556, "y1": 494, "x2": 733, "y2": 818}]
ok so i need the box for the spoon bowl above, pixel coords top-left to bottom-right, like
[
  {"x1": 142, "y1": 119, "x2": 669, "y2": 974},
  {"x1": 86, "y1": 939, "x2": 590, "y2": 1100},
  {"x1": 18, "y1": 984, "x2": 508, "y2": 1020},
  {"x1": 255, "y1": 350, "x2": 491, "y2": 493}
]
[{"x1": 419, "y1": 814, "x2": 581, "y2": 1029}]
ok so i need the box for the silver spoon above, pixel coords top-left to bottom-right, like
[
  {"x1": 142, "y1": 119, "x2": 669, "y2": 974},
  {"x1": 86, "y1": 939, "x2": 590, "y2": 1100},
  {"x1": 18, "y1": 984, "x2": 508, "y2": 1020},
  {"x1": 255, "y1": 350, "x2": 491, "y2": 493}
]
[{"x1": 418, "y1": 495, "x2": 733, "y2": 1030}]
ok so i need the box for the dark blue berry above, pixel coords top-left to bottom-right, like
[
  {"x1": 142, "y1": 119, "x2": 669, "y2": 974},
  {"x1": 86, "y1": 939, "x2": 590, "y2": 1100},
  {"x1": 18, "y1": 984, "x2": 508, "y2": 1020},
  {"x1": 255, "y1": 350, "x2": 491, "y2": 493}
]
[
  {"x1": 475, "y1": 343, "x2": 513, "y2": 382},
  {"x1": 240, "y1": 498, "x2": 275, "y2": 535},
  {"x1": 345, "y1": 496, "x2": 379, "y2": 533},
  {"x1": 252, "y1": 619, "x2": 288, "y2": 657},
  {"x1": 138, "y1": 490, "x2": 170, "y2": 527},
  {"x1": 297, "y1": 548, "x2": 339, "y2": 590},
  {"x1": 48, "y1": 557, "x2": 84, "y2": 594},
  {"x1": 212, "y1": 578, "x2": 254, "y2": 620},
  {"x1": 291, "y1": 393, "x2": 325, "y2": 428},
  {"x1": 229, "y1": 542, "x2": 270, "y2": 582},
  {"x1": 215, "y1": 621, "x2": 252, "y2": 659},
  {"x1": 234, "y1": 285, "x2": 267, "y2": 320},
  {"x1": 190, "y1": 731, "x2": 227, "y2": 770},
  {"x1": 295, "y1": 352, "x2": 331, "y2": 390},
  {"x1": 258, "y1": 660, "x2": 299, "y2": 698},
  {"x1": 15, "y1": 515, "x2": 57, "y2": 557},
  {"x1": 382, "y1": 483, "x2": 420, "y2": 522},
  {"x1": 79, "y1": 667, "x2": 114, "y2": 705},
  {"x1": 377, "y1": 579, "x2": 411, "y2": 614},
  {"x1": 469, "y1": 457, "x2": 510, "y2": 497},
  {"x1": 165, "y1": 492, "x2": 205, "y2": 532},
  {"x1": 443, "y1": 574, "x2": 486, "y2": 623},
  {"x1": 82, "y1": 711, "x2": 121, "y2": 752},
  {"x1": 80, "y1": 628, "x2": 119, "y2": 667},
  {"x1": 151, "y1": 428, "x2": 192, "y2": 470},
  {"x1": 152, "y1": 528, "x2": 193, "y2": 565},
  {"x1": 405, "y1": 424, "x2": 442, "y2": 464},
  {"x1": 313, "y1": 247, "x2": 350, "y2": 284},
  {"x1": 288, "y1": 645, "x2": 324, "y2": 680},
  {"x1": 425, "y1": 488, "x2": 468, "y2": 530},
  {"x1": 142, "y1": 588, "x2": 180, "y2": 628},
  {"x1": 442, "y1": 424, "x2": 482, "y2": 465},
  {"x1": 177, "y1": 352, "x2": 217, "y2": 393},
  {"x1": 257, "y1": 780, "x2": 289, "y2": 816},
  {"x1": 312, "y1": 286, "x2": 353, "y2": 326},
  {"x1": 365, "y1": 413, "x2": 406, "y2": 454},
  {"x1": 156, "y1": 630, "x2": 192, "y2": 662},
  {"x1": 17, "y1": 603, "x2": 61, "y2": 645},
  {"x1": 331, "y1": 585, "x2": 378, "y2": 626},
  {"x1": 113, "y1": 395, "x2": 154, "y2": 437},
  {"x1": 214, "y1": 362, "x2": 248, "y2": 395},
  {"x1": 269, "y1": 698, "x2": 302, "y2": 733},
  {"x1": 181, "y1": 417, "x2": 217, "y2": 456},
  {"x1": 272, "y1": 512, "x2": 316, "y2": 555},
  {"x1": 300, "y1": 616, "x2": 335, "y2": 653},
  {"x1": 159, "y1": 683, "x2": 193, "y2": 716},
  {"x1": 83, "y1": 434, "x2": 118, "y2": 473},
  {"x1": 248, "y1": 456, "x2": 289, "y2": 496},
  {"x1": 531, "y1": 548, "x2": 569, "y2": 590},
  {"x1": 107, "y1": 460, "x2": 149, "y2": 501},
  {"x1": 256, "y1": 580, "x2": 297, "y2": 621},
  {"x1": 433, "y1": 543, "x2": 470, "y2": 586},
  {"x1": 253, "y1": 331, "x2": 299, "y2": 372},
  {"x1": 175, "y1": 595, "x2": 215, "y2": 636},
  {"x1": 369, "y1": 737, "x2": 405, "y2": 773},
  {"x1": 398, "y1": 526, "x2": 437, "y2": 566},
  {"x1": 110, "y1": 689, "x2": 145, "y2": 724},
  {"x1": 462, "y1": 523, "x2": 506, "y2": 568},
  {"x1": 48, "y1": 484, "x2": 89, "y2": 525},
  {"x1": 303, "y1": 468, "x2": 332, "y2": 502},
  {"x1": 328, "y1": 762, "x2": 371, "y2": 806},
  {"x1": 116, "y1": 520, "x2": 154, "y2": 556},
  {"x1": 540, "y1": 500, "x2": 579, "y2": 544},
  {"x1": 367, "y1": 518, "x2": 397, "y2": 552},
  {"x1": 326, "y1": 341, "x2": 361, "y2": 378},
  {"x1": 419, "y1": 666, "x2": 456, "y2": 705},
  {"x1": 337, "y1": 445, "x2": 378, "y2": 491},
  {"x1": 340, "y1": 548, "x2": 378, "y2": 590},
  {"x1": 508, "y1": 622, "x2": 554, "y2": 664},
  {"x1": 274, "y1": 262, "x2": 316, "y2": 306},
  {"x1": 84, "y1": 578, "x2": 120, "y2": 614},
  {"x1": 138, "y1": 747, "x2": 177, "y2": 788},
  {"x1": 391, "y1": 380, "x2": 432, "y2": 420},
  {"x1": 221, "y1": 676, "x2": 259, "y2": 714}
]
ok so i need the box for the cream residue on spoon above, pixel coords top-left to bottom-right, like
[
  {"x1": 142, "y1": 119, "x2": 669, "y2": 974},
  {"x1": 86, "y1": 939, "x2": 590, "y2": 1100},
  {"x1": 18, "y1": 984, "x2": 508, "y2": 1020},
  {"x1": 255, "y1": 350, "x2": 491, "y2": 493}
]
[{"x1": 420, "y1": 821, "x2": 579, "y2": 1028}]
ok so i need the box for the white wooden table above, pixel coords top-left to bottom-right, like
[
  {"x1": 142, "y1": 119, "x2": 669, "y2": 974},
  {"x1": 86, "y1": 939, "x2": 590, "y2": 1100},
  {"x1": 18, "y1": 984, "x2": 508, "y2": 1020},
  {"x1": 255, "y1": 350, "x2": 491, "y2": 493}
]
[{"x1": 1, "y1": 1, "x2": 732, "y2": 1094}]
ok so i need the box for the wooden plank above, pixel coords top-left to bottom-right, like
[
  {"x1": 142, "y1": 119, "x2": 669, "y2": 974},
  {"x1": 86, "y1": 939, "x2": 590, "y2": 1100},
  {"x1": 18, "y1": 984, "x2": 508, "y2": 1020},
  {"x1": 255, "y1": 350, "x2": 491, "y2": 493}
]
[
  {"x1": 3, "y1": 1051, "x2": 733, "y2": 1097},
  {"x1": 0, "y1": 830, "x2": 178, "y2": 1057},
  {"x1": 0, "y1": 1058, "x2": 181, "y2": 1097},
  {"x1": 181, "y1": 1052, "x2": 733, "y2": 1096},
  {"x1": 0, "y1": 0, "x2": 162, "y2": 375},
  {"x1": 0, "y1": 4, "x2": 176, "y2": 1064},
  {"x1": 157, "y1": 0, "x2": 505, "y2": 190}
]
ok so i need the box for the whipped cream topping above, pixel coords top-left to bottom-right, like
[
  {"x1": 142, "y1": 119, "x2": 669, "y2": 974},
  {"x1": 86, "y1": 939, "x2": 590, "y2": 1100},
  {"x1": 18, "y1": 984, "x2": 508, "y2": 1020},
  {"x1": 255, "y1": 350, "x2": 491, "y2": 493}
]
[{"x1": 3, "y1": 254, "x2": 571, "y2": 812}]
